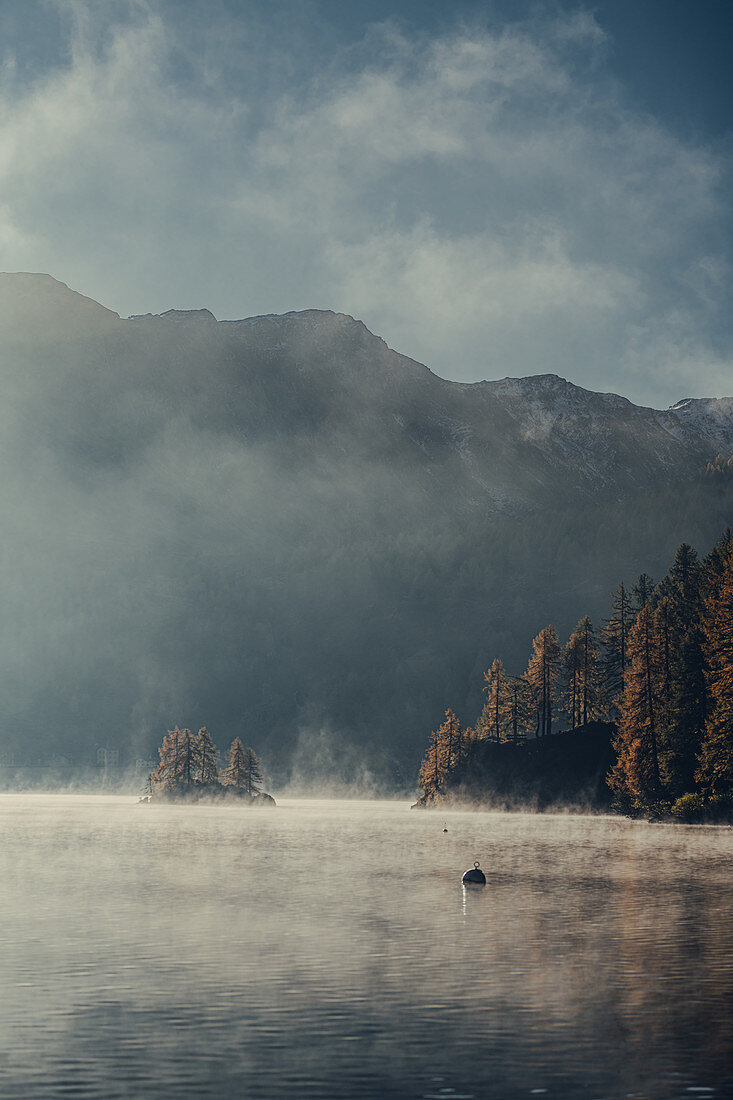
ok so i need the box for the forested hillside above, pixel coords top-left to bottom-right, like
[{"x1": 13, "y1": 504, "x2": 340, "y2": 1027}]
[
  {"x1": 1, "y1": 273, "x2": 732, "y2": 783},
  {"x1": 417, "y1": 530, "x2": 733, "y2": 820}
]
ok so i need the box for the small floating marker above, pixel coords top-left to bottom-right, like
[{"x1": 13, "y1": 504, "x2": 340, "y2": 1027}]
[
  {"x1": 443, "y1": 822, "x2": 448, "y2": 833},
  {"x1": 462, "y1": 860, "x2": 486, "y2": 886}
]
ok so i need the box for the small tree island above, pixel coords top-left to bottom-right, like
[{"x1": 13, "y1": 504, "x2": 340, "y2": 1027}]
[{"x1": 149, "y1": 727, "x2": 276, "y2": 805}]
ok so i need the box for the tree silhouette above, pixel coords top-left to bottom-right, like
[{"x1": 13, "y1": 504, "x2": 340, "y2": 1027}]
[
  {"x1": 701, "y1": 529, "x2": 733, "y2": 599},
  {"x1": 418, "y1": 709, "x2": 463, "y2": 797},
  {"x1": 664, "y1": 544, "x2": 706, "y2": 792},
  {"x1": 151, "y1": 727, "x2": 186, "y2": 792},
  {"x1": 222, "y1": 738, "x2": 263, "y2": 795},
  {"x1": 505, "y1": 675, "x2": 529, "y2": 744},
  {"x1": 609, "y1": 605, "x2": 663, "y2": 807},
  {"x1": 526, "y1": 626, "x2": 561, "y2": 738},
  {"x1": 576, "y1": 616, "x2": 604, "y2": 725},
  {"x1": 440, "y1": 709, "x2": 463, "y2": 772},
  {"x1": 240, "y1": 746, "x2": 264, "y2": 796},
  {"x1": 481, "y1": 658, "x2": 510, "y2": 742},
  {"x1": 418, "y1": 727, "x2": 444, "y2": 798},
  {"x1": 222, "y1": 737, "x2": 247, "y2": 788},
  {"x1": 697, "y1": 543, "x2": 733, "y2": 795},
  {"x1": 194, "y1": 727, "x2": 219, "y2": 784},
  {"x1": 179, "y1": 728, "x2": 195, "y2": 786},
  {"x1": 602, "y1": 582, "x2": 634, "y2": 706},
  {"x1": 632, "y1": 573, "x2": 656, "y2": 611},
  {"x1": 415, "y1": 528, "x2": 733, "y2": 816},
  {"x1": 562, "y1": 617, "x2": 604, "y2": 728}
]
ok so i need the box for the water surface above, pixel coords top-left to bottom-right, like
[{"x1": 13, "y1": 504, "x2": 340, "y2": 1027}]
[{"x1": 1, "y1": 795, "x2": 731, "y2": 1098}]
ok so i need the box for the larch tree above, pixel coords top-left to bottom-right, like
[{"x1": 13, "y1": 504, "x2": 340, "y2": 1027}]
[
  {"x1": 561, "y1": 629, "x2": 581, "y2": 730},
  {"x1": 576, "y1": 616, "x2": 603, "y2": 726},
  {"x1": 439, "y1": 709, "x2": 463, "y2": 773},
  {"x1": 562, "y1": 627, "x2": 583, "y2": 730},
  {"x1": 632, "y1": 573, "x2": 656, "y2": 611},
  {"x1": 608, "y1": 605, "x2": 663, "y2": 808},
  {"x1": 701, "y1": 528, "x2": 733, "y2": 601},
  {"x1": 222, "y1": 737, "x2": 248, "y2": 788},
  {"x1": 461, "y1": 724, "x2": 477, "y2": 749},
  {"x1": 505, "y1": 675, "x2": 530, "y2": 744},
  {"x1": 194, "y1": 727, "x2": 219, "y2": 785},
  {"x1": 697, "y1": 544, "x2": 733, "y2": 795},
  {"x1": 669, "y1": 626, "x2": 708, "y2": 792},
  {"x1": 179, "y1": 728, "x2": 195, "y2": 786},
  {"x1": 668, "y1": 542, "x2": 701, "y2": 619},
  {"x1": 601, "y1": 582, "x2": 635, "y2": 707},
  {"x1": 660, "y1": 544, "x2": 707, "y2": 792},
  {"x1": 151, "y1": 727, "x2": 185, "y2": 792},
  {"x1": 525, "y1": 626, "x2": 561, "y2": 738},
  {"x1": 655, "y1": 593, "x2": 675, "y2": 726},
  {"x1": 418, "y1": 726, "x2": 445, "y2": 797},
  {"x1": 241, "y1": 746, "x2": 264, "y2": 796},
  {"x1": 481, "y1": 658, "x2": 510, "y2": 742},
  {"x1": 562, "y1": 617, "x2": 603, "y2": 728},
  {"x1": 419, "y1": 709, "x2": 464, "y2": 796}
]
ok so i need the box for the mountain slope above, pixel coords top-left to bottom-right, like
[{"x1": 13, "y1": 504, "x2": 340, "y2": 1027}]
[{"x1": 0, "y1": 273, "x2": 731, "y2": 783}]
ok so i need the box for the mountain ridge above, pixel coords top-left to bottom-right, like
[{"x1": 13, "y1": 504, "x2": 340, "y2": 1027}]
[
  {"x1": 4, "y1": 271, "x2": 730, "y2": 413},
  {"x1": 1, "y1": 272, "x2": 732, "y2": 779}
]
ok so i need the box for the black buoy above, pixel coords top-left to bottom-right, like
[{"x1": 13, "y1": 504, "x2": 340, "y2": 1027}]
[
  {"x1": 462, "y1": 860, "x2": 486, "y2": 885},
  {"x1": 443, "y1": 822, "x2": 448, "y2": 833}
]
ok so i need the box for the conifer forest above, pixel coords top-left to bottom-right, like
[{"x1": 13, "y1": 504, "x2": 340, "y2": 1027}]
[{"x1": 417, "y1": 529, "x2": 733, "y2": 822}]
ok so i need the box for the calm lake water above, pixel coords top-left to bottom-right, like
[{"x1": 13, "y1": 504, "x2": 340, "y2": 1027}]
[{"x1": 0, "y1": 795, "x2": 731, "y2": 1099}]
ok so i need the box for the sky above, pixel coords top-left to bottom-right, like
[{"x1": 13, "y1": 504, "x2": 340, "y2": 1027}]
[{"x1": 0, "y1": 0, "x2": 731, "y2": 406}]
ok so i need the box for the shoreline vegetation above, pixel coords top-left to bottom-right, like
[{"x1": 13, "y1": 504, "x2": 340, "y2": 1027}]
[
  {"x1": 147, "y1": 728, "x2": 276, "y2": 806},
  {"x1": 414, "y1": 529, "x2": 733, "y2": 825}
]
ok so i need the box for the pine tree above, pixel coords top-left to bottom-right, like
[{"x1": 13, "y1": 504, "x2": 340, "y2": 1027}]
[
  {"x1": 525, "y1": 626, "x2": 561, "y2": 738},
  {"x1": 608, "y1": 605, "x2": 663, "y2": 808},
  {"x1": 194, "y1": 727, "x2": 219, "y2": 785},
  {"x1": 697, "y1": 544, "x2": 733, "y2": 795}
]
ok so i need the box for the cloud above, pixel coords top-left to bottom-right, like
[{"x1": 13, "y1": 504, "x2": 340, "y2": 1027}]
[
  {"x1": 323, "y1": 222, "x2": 640, "y2": 382},
  {"x1": 0, "y1": 1, "x2": 730, "y2": 404}
]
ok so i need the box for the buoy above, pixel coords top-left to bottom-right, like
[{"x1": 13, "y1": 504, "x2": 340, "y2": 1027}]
[
  {"x1": 443, "y1": 822, "x2": 448, "y2": 833},
  {"x1": 462, "y1": 860, "x2": 486, "y2": 885}
]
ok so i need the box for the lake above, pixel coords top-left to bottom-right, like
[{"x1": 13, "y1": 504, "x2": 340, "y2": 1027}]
[{"x1": 0, "y1": 795, "x2": 731, "y2": 1099}]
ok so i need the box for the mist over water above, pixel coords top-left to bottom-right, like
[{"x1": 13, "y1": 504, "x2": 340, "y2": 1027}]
[
  {"x1": 2, "y1": 275, "x2": 733, "y2": 780},
  {"x1": 1, "y1": 795, "x2": 731, "y2": 1099}
]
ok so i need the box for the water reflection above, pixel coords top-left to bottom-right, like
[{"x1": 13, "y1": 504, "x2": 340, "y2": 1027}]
[{"x1": 0, "y1": 796, "x2": 731, "y2": 1098}]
